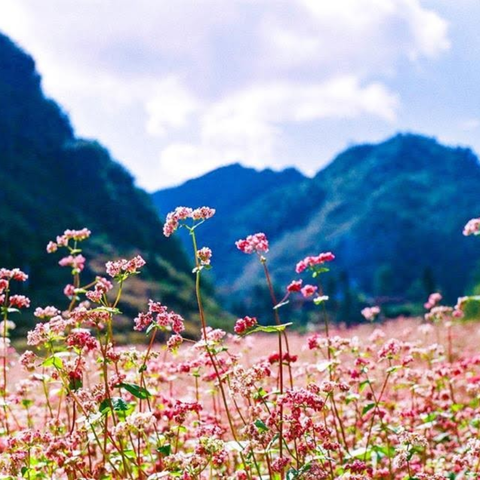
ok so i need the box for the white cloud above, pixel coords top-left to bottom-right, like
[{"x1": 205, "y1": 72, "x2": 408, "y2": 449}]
[
  {"x1": 158, "y1": 76, "x2": 399, "y2": 181},
  {"x1": 0, "y1": 0, "x2": 452, "y2": 189},
  {"x1": 262, "y1": 0, "x2": 449, "y2": 74},
  {"x1": 145, "y1": 77, "x2": 200, "y2": 137},
  {"x1": 459, "y1": 118, "x2": 480, "y2": 131}
]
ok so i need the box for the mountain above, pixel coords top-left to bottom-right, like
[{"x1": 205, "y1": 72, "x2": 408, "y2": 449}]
[
  {"x1": 0, "y1": 32, "x2": 224, "y2": 335},
  {"x1": 152, "y1": 163, "x2": 306, "y2": 283},
  {"x1": 153, "y1": 134, "x2": 480, "y2": 317}
]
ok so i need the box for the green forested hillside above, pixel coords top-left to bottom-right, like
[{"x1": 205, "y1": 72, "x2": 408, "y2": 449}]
[
  {"x1": 0, "y1": 32, "x2": 224, "y2": 334},
  {"x1": 154, "y1": 134, "x2": 480, "y2": 320}
]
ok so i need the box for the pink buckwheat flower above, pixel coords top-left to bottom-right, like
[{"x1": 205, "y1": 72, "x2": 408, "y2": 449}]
[
  {"x1": 424, "y1": 292, "x2": 442, "y2": 310},
  {"x1": 48, "y1": 228, "x2": 91, "y2": 251},
  {"x1": 235, "y1": 233, "x2": 269, "y2": 254},
  {"x1": 361, "y1": 306, "x2": 380, "y2": 321},
  {"x1": 58, "y1": 254, "x2": 86, "y2": 272},
  {"x1": 9, "y1": 295, "x2": 30, "y2": 309},
  {"x1": 234, "y1": 316, "x2": 257, "y2": 334},
  {"x1": 463, "y1": 217, "x2": 480, "y2": 236},
  {"x1": 163, "y1": 206, "x2": 215, "y2": 236},
  {"x1": 197, "y1": 247, "x2": 212, "y2": 266},
  {"x1": 106, "y1": 255, "x2": 146, "y2": 278},
  {"x1": 301, "y1": 284, "x2": 318, "y2": 298},
  {"x1": 64, "y1": 284, "x2": 76, "y2": 298},
  {"x1": 287, "y1": 280, "x2": 303, "y2": 293},
  {"x1": 167, "y1": 334, "x2": 183, "y2": 352},
  {"x1": 295, "y1": 252, "x2": 335, "y2": 273},
  {"x1": 0, "y1": 268, "x2": 28, "y2": 281},
  {"x1": 34, "y1": 306, "x2": 60, "y2": 319}
]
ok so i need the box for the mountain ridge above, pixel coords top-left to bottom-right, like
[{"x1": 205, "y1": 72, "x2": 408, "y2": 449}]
[
  {"x1": 153, "y1": 133, "x2": 480, "y2": 314},
  {"x1": 0, "y1": 32, "x2": 224, "y2": 334}
]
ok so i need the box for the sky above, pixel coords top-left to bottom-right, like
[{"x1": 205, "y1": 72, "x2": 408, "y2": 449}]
[{"x1": 0, "y1": 0, "x2": 479, "y2": 191}]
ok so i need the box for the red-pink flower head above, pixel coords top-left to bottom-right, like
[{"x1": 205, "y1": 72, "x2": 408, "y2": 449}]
[
  {"x1": 105, "y1": 255, "x2": 146, "y2": 279},
  {"x1": 163, "y1": 206, "x2": 216, "y2": 237},
  {"x1": 0, "y1": 268, "x2": 28, "y2": 282},
  {"x1": 197, "y1": 247, "x2": 212, "y2": 266},
  {"x1": 287, "y1": 279, "x2": 303, "y2": 293},
  {"x1": 9, "y1": 295, "x2": 30, "y2": 309},
  {"x1": 234, "y1": 316, "x2": 257, "y2": 334},
  {"x1": 47, "y1": 228, "x2": 91, "y2": 252},
  {"x1": 361, "y1": 306, "x2": 380, "y2": 321},
  {"x1": 236, "y1": 233, "x2": 269, "y2": 255},
  {"x1": 424, "y1": 292, "x2": 442, "y2": 310},
  {"x1": 295, "y1": 252, "x2": 335, "y2": 274},
  {"x1": 301, "y1": 284, "x2": 318, "y2": 298},
  {"x1": 464, "y1": 218, "x2": 480, "y2": 236}
]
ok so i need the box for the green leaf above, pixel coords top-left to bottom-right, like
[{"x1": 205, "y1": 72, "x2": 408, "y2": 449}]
[
  {"x1": 386, "y1": 365, "x2": 401, "y2": 374},
  {"x1": 69, "y1": 377, "x2": 83, "y2": 391},
  {"x1": 286, "y1": 468, "x2": 299, "y2": 480},
  {"x1": 157, "y1": 444, "x2": 171, "y2": 456},
  {"x1": 359, "y1": 380, "x2": 370, "y2": 392},
  {"x1": 254, "y1": 419, "x2": 269, "y2": 433},
  {"x1": 145, "y1": 321, "x2": 158, "y2": 335},
  {"x1": 313, "y1": 295, "x2": 329, "y2": 305},
  {"x1": 244, "y1": 323, "x2": 292, "y2": 335},
  {"x1": 362, "y1": 402, "x2": 376, "y2": 415},
  {"x1": 253, "y1": 387, "x2": 268, "y2": 400},
  {"x1": 450, "y1": 403, "x2": 463, "y2": 413},
  {"x1": 100, "y1": 397, "x2": 134, "y2": 418},
  {"x1": 42, "y1": 356, "x2": 64, "y2": 369},
  {"x1": 92, "y1": 306, "x2": 122, "y2": 315},
  {"x1": 118, "y1": 382, "x2": 151, "y2": 399}
]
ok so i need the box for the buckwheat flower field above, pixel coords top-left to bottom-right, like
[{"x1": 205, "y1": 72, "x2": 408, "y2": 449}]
[{"x1": 0, "y1": 209, "x2": 480, "y2": 479}]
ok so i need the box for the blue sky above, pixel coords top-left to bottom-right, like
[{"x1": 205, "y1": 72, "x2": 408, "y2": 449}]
[{"x1": 0, "y1": 1, "x2": 478, "y2": 191}]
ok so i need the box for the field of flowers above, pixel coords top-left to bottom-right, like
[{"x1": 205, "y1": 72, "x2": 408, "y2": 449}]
[{"x1": 0, "y1": 210, "x2": 479, "y2": 479}]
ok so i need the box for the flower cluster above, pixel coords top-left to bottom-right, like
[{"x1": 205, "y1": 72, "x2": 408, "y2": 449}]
[
  {"x1": 424, "y1": 292, "x2": 442, "y2": 310},
  {"x1": 0, "y1": 268, "x2": 28, "y2": 282},
  {"x1": 295, "y1": 251, "x2": 335, "y2": 273},
  {"x1": 234, "y1": 315, "x2": 257, "y2": 334},
  {"x1": 197, "y1": 247, "x2": 212, "y2": 266},
  {"x1": 463, "y1": 217, "x2": 480, "y2": 236},
  {"x1": 58, "y1": 254, "x2": 86, "y2": 273},
  {"x1": 105, "y1": 255, "x2": 146, "y2": 279},
  {"x1": 235, "y1": 233, "x2": 269, "y2": 254},
  {"x1": 46, "y1": 228, "x2": 91, "y2": 253},
  {"x1": 163, "y1": 206, "x2": 216, "y2": 237},
  {"x1": 0, "y1": 216, "x2": 477, "y2": 479},
  {"x1": 361, "y1": 305, "x2": 380, "y2": 321},
  {"x1": 133, "y1": 299, "x2": 185, "y2": 337},
  {"x1": 86, "y1": 276, "x2": 113, "y2": 303}
]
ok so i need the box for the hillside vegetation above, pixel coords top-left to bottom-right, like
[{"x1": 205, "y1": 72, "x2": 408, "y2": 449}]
[{"x1": 0, "y1": 32, "x2": 224, "y2": 334}]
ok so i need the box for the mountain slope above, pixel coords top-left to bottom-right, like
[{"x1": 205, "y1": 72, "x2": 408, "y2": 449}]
[
  {"x1": 0, "y1": 32, "x2": 223, "y2": 334},
  {"x1": 234, "y1": 134, "x2": 480, "y2": 303},
  {"x1": 154, "y1": 134, "x2": 480, "y2": 309},
  {"x1": 152, "y1": 163, "x2": 306, "y2": 282}
]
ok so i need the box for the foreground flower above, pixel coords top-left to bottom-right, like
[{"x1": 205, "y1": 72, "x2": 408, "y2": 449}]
[
  {"x1": 105, "y1": 255, "x2": 146, "y2": 279},
  {"x1": 234, "y1": 316, "x2": 257, "y2": 334},
  {"x1": 295, "y1": 252, "x2": 335, "y2": 273},
  {"x1": 163, "y1": 206, "x2": 215, "y2": 237},
  {"x1": 301, "y1": 284, "x2": 317, "y2": 298},
  {"x1": 424, "y1": 292, "x2": 442, "y2": 310},
  {"x1": 361, "y1": 305, "x2": 380, "y2": 321},
  {"x1": 235, "y1": 233, "x2": 269, "y2": 254},
  {"x1": 463, "y1": 217, "x2": 480, "y2": 236},
  {"x1": 197, "y1": 247, "x2": 212, "y2": 266},
  {"x1": 47, "y1": 228, "x2": 91, "y2": 252},
  {"x1": 0, "y1": 268, "x2": 28, "y2": 282},
  {"x1": 286, "y1": 279, "x2": 303, "y2": 293}
]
